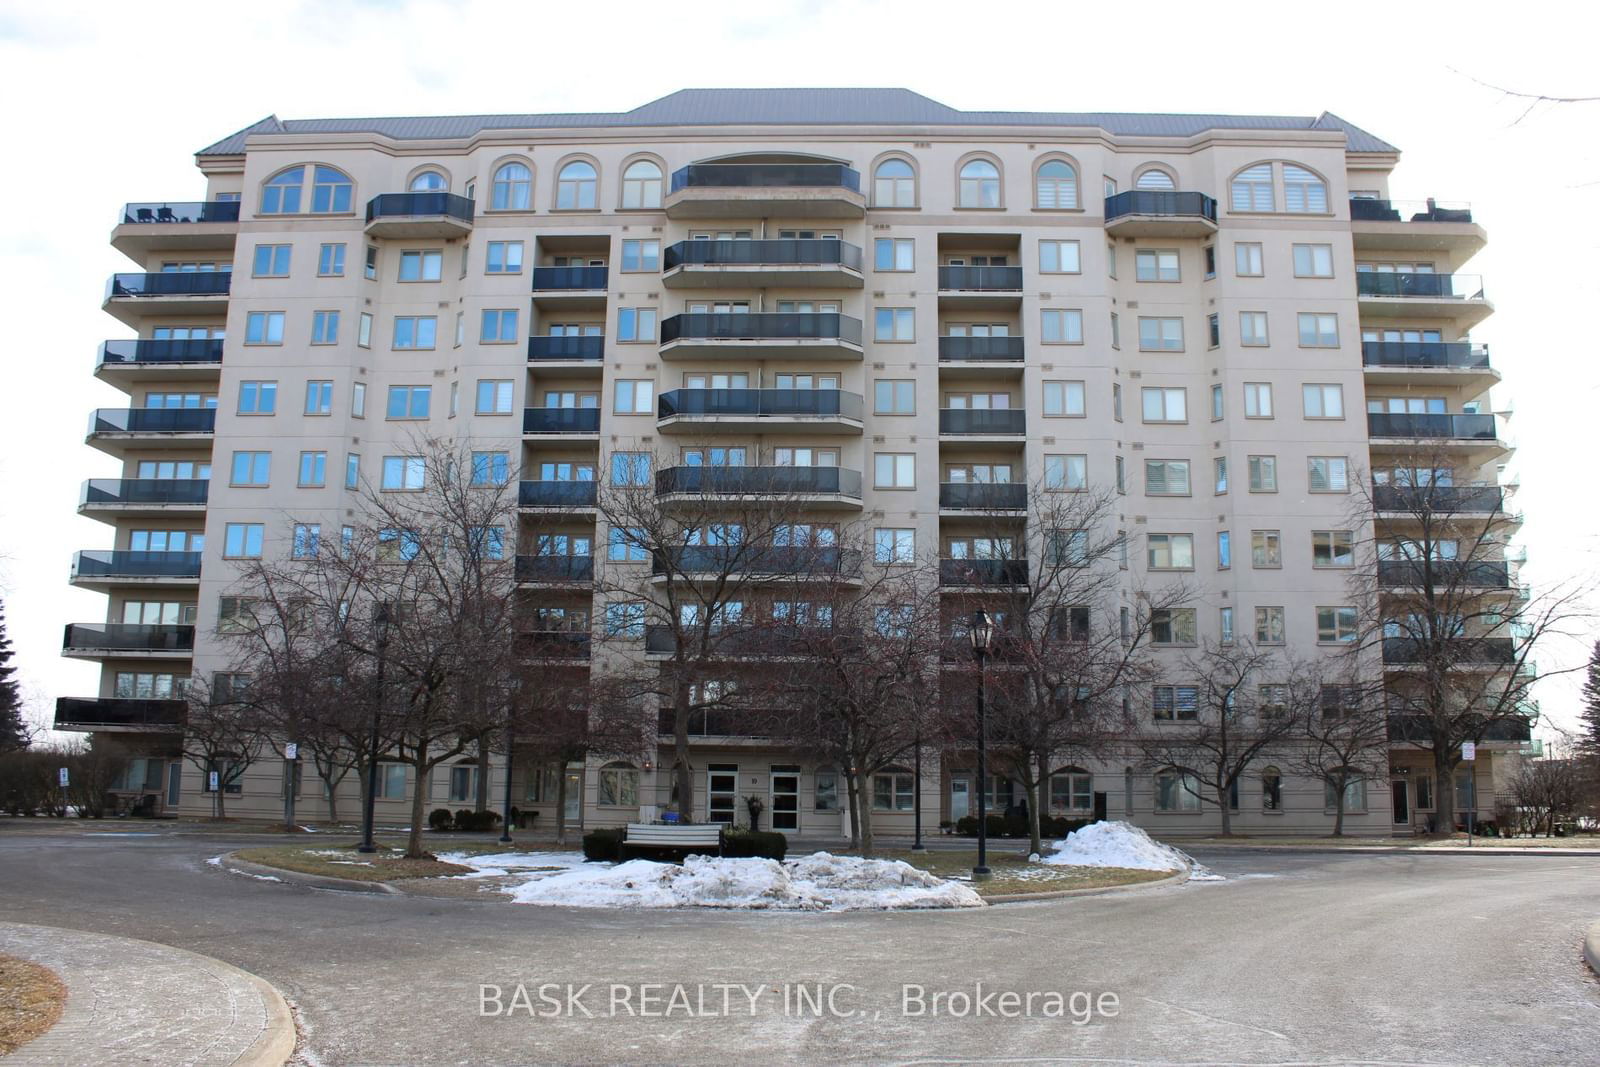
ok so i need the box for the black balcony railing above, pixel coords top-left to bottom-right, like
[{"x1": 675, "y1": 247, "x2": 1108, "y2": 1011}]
[
  {"x1": 660, "y1": 312, "x2": 862, "y2": 346},
  {"x1": 523, "y1": 408, "x2": 600, "y2": 434},
  {"x1": 83, "y1": 479, "x2": 209, "y2": 506},
  {"x1": 939, "y1": 559, "x2": 1030, "y2": 587},
  {"x1": 938, "y1": 265, "x2": 1024, "y2": 291},
  {"x1": 54, "y1": 696, "x2": 186, "y2": 730},
  {"x1": 91, "y1": 408, "x2": 215, "y2": 434},
  {"x1": 1361, "y1": 341, "x2": 1492, "y2": 370},
  {"x1": 939, "y1": 408, "x2": 1025, "y2": 435},
  {"x1": 514, "y1": 555, "x2": 594, "y2": 583},
  {"x1": 656, "y1": 466, "x2": 862, "y2": 499},
  {"x1": 1378, "y1": 560, "x2": 1511, "y2": 588},
  {"x1": 364, "y1": 192, "x2": 474, "y2": 224},
  {"x1": 120, "y1": 201, "x2": 241, "y2": 225},
  {"x1": 657, "y1": 707, "x2": 771, "y2": 738},
  {"x1": 1372, "y1": 484, "x2": 1503, "y2": 514},
  {"x1": 531, "y1": 265, "x2": 609, "y2": 291},
  {"x1": 664, "y1": 238, "x2": 864, "y2": 271},
  {"x1": 1367, "y1": 412, "x2": 1498, "y2": 440},
  {"x1": 1388, "y1": 713, "x2": 1529, "y2": 744},
  {"x1": 518, "y1": 480, "x2": 597, "y2": 508},
  {"x1": 62, "y1": 623, "x2": 194, "y2": 653},
  {"x1": 110, "y1": 271, "x2": 231, "y2": 297},
  {"x1": 652, "y1": 546, "x2": 862, "y2": 578},
  {"x1": 99, "y1": 338, "x2": 224, "y2": 367},
  {"x1": 528, "y1": 335, "x2": 604, "y2": 361},
  {"x1": 518, "y1": 631, "x2": 592, "y2": 659},
  {"x1": 938, "y1": 335, "x2": 1024, "y2": 361},
  {"x1": 1382, "y1": 637, "x2": 1517, "y2": 665},
  {"x1": 1356, "y1": 272, "x2": 1484, "y2": 300},
  {"x1": 643, "y1": 625, "x2": 816, "y2": 660},
  {"x1": 1349, "y1": 198, "x2": 1473, "y2": 224},
  {"x1": 72, "y1": 551, "x2": 202, "y2": 581},
  {"x1": 1104, "y1": 190, "x2": 1218, "y2": 223},
  {"x1": 669, "y1": 163, "x2": 861, "y2": 193},
  {"x1": 658, "y1": 388, "x2": 863, "y2": 420},
  {"x1": 938, "y1": 482, "x2": 1027, "y2": 510}
]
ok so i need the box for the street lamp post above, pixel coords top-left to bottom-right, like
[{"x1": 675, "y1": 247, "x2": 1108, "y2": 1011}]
[
  {"x1": 358, "y1": 604, "x2": 391, "y2": 855},
  {"x1": 969, "y1": 609, "x2": 994, "y2": 881},
  {"x1": 911, "y1": 720, "x2": 925, "y2": 853},
  {"x1": 500, "y1": 681, "x2": 518, "y2": 845}
]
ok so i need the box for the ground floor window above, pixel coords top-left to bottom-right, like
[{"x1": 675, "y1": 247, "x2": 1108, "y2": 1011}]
[
  {"x1": 203, "y1": 759, "x2": 244, "y2": 794},
  {"x1": 814, "y1": 769, "x2": 837, "y2": 810},
  {"x1": 1415, "y1": 775, "x2": 1434, "y2": 810},
  {"x1": 448, "y1": 764, "x2": 477, "y2": 803},
  {"x1": 1048, "y1": 770, "x2": 1092, "y2": 813},
  {"x1": 873, "y1": 769, "x2": 914, "y2": 811},
  {"x1": 1154, "y1": 771, "x2": 1202, "y2": 812},
  {"x1": 598, "y1": 762, "x2": 639, "y2": 807},
  {"x1": 1324, "y1": 775, "x2": 1367, "y2": 811},
  {"x1": 375, "y1": 763, "x2": 406, "y2": 799},
  {"x1": 111, "y1": 758, "x2": 164, "y2": 792},
  {"x1": 984, "y1": 775, "x2": 1014, "y2": 810},
  {"x1": 1261, "y1": 768, "x2": 1282, "y2": 811}
]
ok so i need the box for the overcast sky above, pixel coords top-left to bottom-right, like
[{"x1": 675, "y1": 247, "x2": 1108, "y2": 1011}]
[{"x1": 1, "y1": 0, "x2": 1596, "y2": 740}]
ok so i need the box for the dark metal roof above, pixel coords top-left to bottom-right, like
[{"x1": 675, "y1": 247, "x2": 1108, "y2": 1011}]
[{"x1": 198, "y1": 89, "x2": 1398, "y2": 156}]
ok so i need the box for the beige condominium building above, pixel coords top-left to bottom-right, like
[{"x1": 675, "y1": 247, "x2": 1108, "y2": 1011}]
[{"x1": 58, "y1": 88, "x2": 1527, "y2": 837}]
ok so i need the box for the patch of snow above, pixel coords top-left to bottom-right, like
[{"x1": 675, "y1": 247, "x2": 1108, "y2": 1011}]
[
  {"x1": 1040, "y1": 821, "x2": 1222, "y2": 881},
  {"x1": 206, "y1": 855, "x2": 224, "y2": 867},
  {"x1": 435, "y1": 851, "x2": 587, "y2": 879}
]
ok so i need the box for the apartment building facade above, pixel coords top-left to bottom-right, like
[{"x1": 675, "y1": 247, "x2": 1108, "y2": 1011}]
[{"x1": 58, "y1": 89, "x2": 1525, "y2": 837}]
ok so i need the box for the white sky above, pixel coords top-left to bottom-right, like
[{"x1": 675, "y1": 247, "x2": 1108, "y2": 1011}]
[{"x1": 1, "y1": 0, "x2": 1597, "y2": 739}]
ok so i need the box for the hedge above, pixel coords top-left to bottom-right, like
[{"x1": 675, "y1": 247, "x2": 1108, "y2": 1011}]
[{"x1": 955, "y1": 814, "x2": 1094, "y2": 839}]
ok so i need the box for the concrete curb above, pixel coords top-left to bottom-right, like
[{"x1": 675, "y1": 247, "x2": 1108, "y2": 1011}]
[
  {"x1": 220, "y1": 853, "x2": 400, "y2": 895},
  {"x1": 1584, "y1": 921, "x2": 1600, "y2": 980},
  {"x1": 1184, "y1": 844, "x2": 1600, "y2": 858},
  {"x1": 985, "y1": 867, "x2": 1190, "y2": 904}
]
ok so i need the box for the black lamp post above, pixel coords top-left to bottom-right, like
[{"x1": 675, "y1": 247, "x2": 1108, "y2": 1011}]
[
  {"x1": 911, "y1": 718, "x2": 925, "y2": 853},
  {"x1": 969, "y1": 608, "x2": 995, "y2": 881},
  {"x1": 358, "y1": 604, "x2": 391, "y2": 855},
  {"x1": 499, "y1": 680, "x2": 518, "y2": 845}
]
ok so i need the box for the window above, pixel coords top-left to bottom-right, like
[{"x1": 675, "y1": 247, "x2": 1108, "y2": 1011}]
[
  {"x1": 114, "y1": 672, "x2": 186, "y2": 700},
  {"x1": 1303, "y1": 383, "x2": 1345, "y2": 418},
  {"x1": 1147, "y1": 533, "x2": 1194, "y2": 570},
  {"x1": 815, "y1": 770, "x2": 839, "y2": 811},
  {"x1": 1283, "y1": 165, "x2": 1328, "y2": 213},
  {"x1": 874, "y1": 528, "x2": 915, "y2": 564},
  {"x1": 1220, "y1": 606, "x2": 1235, "y2": 643},
  {"x1": 1248, "y1": 456, "x2": 1277, "y2": 492},
  {"x1": 1317, "y1": 607, "x2": 1359, "y2": 643},
  {"x1": 1136, "y1": 168, "x2": 1175, "y2": 190},
  {"x1": 874, "y1": 380, "x2": 915, "y2": 414},
  {"x1": 483, "y1": 240, "x2": 525, "y2": 277},
  {"x1": 491, "y1": 162, "x2": 531, "y2": 211},
  {"x1": 223, "y1": 523, "x2": 264, "y2": 558},
  {"x1": 228, "y1": 450, "x2": 270, "y2": 486},
  {"x1": 343, "y1": 383, "x2": 363, "y2": 421},
  {"x1": 1144, "y1": 459, "x2": 1190, "y2": 496},
  {"x1": 409, "y1": 171, "x2": 446, "y2": 192},
  {"x1": 1416, "y1": 776, "x2": 1435, "y2": 811},
  {"x1": 1308, "y1": 456, "x2": 1349, "y2": 493},
  {"x1": 1139, "y1": 317, "x2": 1183, "y2": 351},
  {"x1": 621, "y1": 160, "x2": 662, "y2": 208},
  {"x1": 1230, "y1": 163, "x2": 1274, "y2": 212},
  {"x1": 1110, "y1": 312, "x2": 1120, "y2": 349},
  {"x1": 244, "y1": 311, "x2": 284, "y2": 345},
  {"x1": 259, "y1": 167, "x2": 304, "y2": 214},
  {"x1": 392, "y1": 316, "x2": 437, "y2": 349},
  {"x1": 473, "y1": 380, "x2": 513, "y2": 415},
  {"x1": 874, "y1": 453, "x2": 915, "y2": 488},
  {"x1": 958, "y1": 159, "x2": 1000, "y2": 208},
  {"x1": 237, "y1": 381, "x2": 276, "y2": 414},
  {"x1": 1208, "y1": 314, "x2": 1220, "y2": 348},
  {"x1": 607, "y1": 526, "x2": 648, "y2": 563},
  {"x1": 1293, "y1": 243, "x2": 1334, "y2": 278},
  {"x1": 252, "y1": 243, "x2": 290, "y2": 277},
  {"x1": 1041, "y1": 309, "x2": 1083, "y2": 344},
  {"x1": 1239, "y1": 311, "x2": 1269, "y2": 346},
  {"x1": 1035, "y1": 159, "x2": 1078, "y2": 209},
  {"x1": 1141, "y1": 387, "x2": 1186, "y2": 423},
  {"x1": 620, "y1": 239, "x2": 659, "y2": 272},
  {"x1": 310, "y1": 166, "x2": 353, "y2": 213},
  {"x1": 364, "y1": 245, "x2": 378, "y2": 280},
  {"x1": 377, "y1": 528, "x2": 421, "y2": 562},
  {"x1": 397, "y1": 250, "x2": 442, "y2": 283},
  {"x1": 1112, "y1": 382, "x2": 1122, "y2": 421},
  {"x1": 386, "y1": 385, "x2": 431, "y2": 419},
  {"x1": 874, "y1": 307, "x2": 915, "y2": 341},
  {"x1": 1325, "y1": 776, "x2": 1367, "y2": 812},
  {"x1": 345, "y1": 453, "x2": 360, "y2": 489},
  {"x1": 1151, "y1": 609, "x2": 1197, "y2": 645},
  {"x1": 555, "y1": 160, "x2": 597, "y2": 210},
  {"x1": 297, "y1": 451, "x2": 326, "y2": 487},
  {"x1": 1217, "y1": 530, "x2": 1231, "y2": 569},
  {"x1": 1211, "y1": 385, "x2": 1224, "y2": 421},
  {"x1": 381, "y1": 456, "x2": 425, "y2": 491},
  {"x1": 470, "y1": 451, "x2": 509, "y2": 487},
  {"x1": 874, "y1": 238, "x2": 914, "y2": 271},
  {"x1": 1203, "y1": 245, "x2": 1216, "y2": 278},
  {"x1": 873, "y1": 158, "x2": 916, "y2": 207},
  {"x1": 1045, "y1": 454, "x2": 1088, "y2": 492},
  {"x1": 1039, "y1": 239, "x2": 1080, "y2": 273},
  {"x1": 1115, "y1": 455, "x2": 1125, "y2": 493},
  {"x1": 1042, "y1": 380, "x2": 1086, "y2": 416},
  {"x1": 301, "y1": 380, "x2": 332, "y2": 416},
  {"x1": 304, "y1": 308, "x2": 339, "y2": 345},
  {"x1": 1251, "y1": 530, "x2": 1282, "y2": 568},
  {"x1": 1214, "y1": 457, "x2": 1228, "y2": 494},
  {"x1": 1262, "y1": 769, "x2": 1282, "y2": 812},
  {"x1": 1046, "y1": 528, "x2": 1089, "y2": 568},
  {"x1": 1255, "y1": 606, "x2": 1286, "y2": 644},
  {"x1": 374, "y1": 764, "x2": 407, "y2": 800},
  {"x1": 358, "y1": 312, "x2": 372, "y2": 347},
  {"x1": 603, "y1": 601, "x2": 646, "y2": 637},
  {"x1": 1244, "y1": 382, "x2": 1273, "y2": 418},
  {"x1": 291, "y1": 523, "x2": 320, "y2": 559},
  {"x1": 613, "y1": 380, "x2": 654, "y2": 414},
  {"x1": 609, "y1": 452, "x2": 651, "y2": 486},
  {"x1": 1135, "y1": 249, "x2": 1180, "y2": 282},
  {"x1": 1152, "y1": 690, "x2": 1200, "y2": 723},
  {"x1": 1298, "y1": 313, "x2": 1339, "y2": 347},
  {"x1": 617, "y1": 307, "x2": 658, "y2": 342},
  {"x1": 1312, "y1": 530, "x2": 1355, "y2": 569}
]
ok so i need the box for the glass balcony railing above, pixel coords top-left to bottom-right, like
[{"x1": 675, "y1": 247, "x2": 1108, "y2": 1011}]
[
  {"x1": 1381, "y1": 637, "x2": 1516, "y2": 665},
  {"x1": 72, "y1": 550, "x2": 202, "y2": 581},
  {"x1": 652, "y1": 545, "x2": 862, "y2": 577},
  {"x1": 938, "y1": 336, "x2": 1024, "y2": 361},
  {"x1": 657, "y1": 706, "x2": 771, "y2": 738},
  {"x1": 120, "y1": 201, "x2": 241, "y2": 225},
  {"x1": 1104, "y1": 190, "x2": 1218, "y2": 224},
  {"x1": 1389, "y1": 713, "x2": 1530, "y2": 744},
  {"x1": 91, "y1": 408, "x2": 215, "y2": 434},
  {"x1": 669, "y1": 163, "x2": 861, "y2": 193},
  {"x1": 643, "y1": 625, "x2": 813, "y2": 660},
  {"x1": 938, "y1": 265, "x2": 1023, "y2": 291},
  {"x1": 1356, "y1": 272, "x2": 1485, "y2": 300},
  {"x1": 656, "y1": 466, "x2": 862, "y2": 499},
  {"x1": 657, "y1": 389, "x2": 863, "y2": 420},
  {"x1": 1361, "y1": 341, "x2": 1491, "y2": 370},
  {"x1": 518, "y1": 631, "x2": 591, "y2": 659},
  {"x1": 83, "y1": 479, "x2": 209, "y2": 506},
  {"x1": 364, "y1": 192, "x2": 474, "y2": 223},
  {"x1": 54, "y1": 696, "x2": 185, "y2": 730},
  {"x1": 1377, "y1": 560, "x2": 1511, "y2": 588},
  {"x1": 938, "y1": 482, "x2": 1027, "y2": 510},
  {"x1": 1349, "y1": 198, "x2": 1473, "y2": 224},
  {"x1": 110, "y1": 271, "x2": 231, "y2": 297},
  {"x1": 527, "y1": 335, "x2": 604, "y2": 361},
  {"x1": 531, "y1": 265, "x2": 608, "y2": 290},
  {"x1": 664, "y1": 238, "x2": 863, "y2": 270},
  {"x1": 1371, "y1": 484, "x2": 1503, "y2": 514},
  {"x1": 62, "y1": 623, "x2": 194, "y2": 653},
  {"x1": 660, "y1": 312, "x2": 862, "y2": 345},
  {"x1": 1367, "y1": 413, "x2": 1498, "y2": 440},
  {"x1": 517, "y1": 480, "x2": 597, "y2": 508},
  {"x1": 99, "y1": 338, "x2": 224, "y2": 367},
  {"x1": 523, "y1": 408, "x2": 600, "y2": 434},
  {"x1": 939, "y1": 559, "x2": 1029, "y2": 586},
  {"x1": 939, "y1": 408, "x2": 1025, "y2": 435},
  {"x1": 514, "y1": 555, "x2": 594, "y2": 583}
]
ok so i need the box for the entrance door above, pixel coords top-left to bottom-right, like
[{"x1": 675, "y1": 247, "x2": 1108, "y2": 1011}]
[
  {"x1": 770, "y1": 769, "x2": 800, "y2": 833},
  {"x1": 707, "y1": 766, "x2": 738, "y2": 824},
  {"x1": 950, "y1": 776, "x2": 970, "y2": 822},
  {"x1": 1391, "y1": 780, "x2": 1410, "y2": 826}
]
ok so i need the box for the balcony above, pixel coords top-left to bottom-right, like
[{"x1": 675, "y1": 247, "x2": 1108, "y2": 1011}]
[
  {"x1": 88, "y1": 408, "x2": 215, "y2": 455},
  {"x1": 96, "y1": 338, "x2": 223, "y2": 388},
  {"x1": 655, "y1": 466, "x2": 863, "y2": 509},
  {"x1": 1362, "y1": 341, "x2": 1497, "y2": 390},
  {"x1": 112, "y1": 200, "x2": 240, "y2": 259},
  {"x1": 651, "y1": 546, "x2": 863, "y2": 582},
  {"x1": 1372, "y1": 484, "x2": 1504, "y2": 516},
  {"x1": 938, "y1": 482, "x2": 1027, "y2": 513},
  {"x1": 70, "y1": 550, "x2": 201, "y2": 590},
  {"x1": 1104, "y1": 190, "x2": 1218, "y2": 237},
  {"x1": 1350, "y1": 198, "x2": 1485, "y2": 256},
  {"x1": 517, "y1": 480, "x2": 597, "y2": 513},
  {"x1": 937, "y1": 266, "x2": 1024, "y2": 309},
  {"x1": 62, "y1": 623, "x2": 194, "y2": 659},
  {"x1": 364, "y1": 192, "x2": 474, "y2": 239},
  {"x1": 80, "y1": 479, "x2": 208, "y2": 520},
  {"x1": 939, "y1": 558, "x2": 1029, "y2": 589},
  {"x1": 662, "y1": 239, "x2": 864, "y2": 289},
  {"x1": 657, "y1": 388, "x2": 863, "y2": 435},
  {"x1": 1378, "y1": 559, "x2": 1511, "y2": 589},
  {"x1": 523, "y1": 407, "x2": 599, "y2": 437},
  {"x1": 938, "y1": 335, "x2": 1024, "y2": 364},
  {"x1": 514, "y1": 555, "x2": 594, "y2": 585},
  {"x1": 517, "y1": 631, "x2": 592, "y2": 661},
  {"x1": 54, "y1": 696, "x2": 185, "y2": 734},
  {"x1": 530, "y1": 266, "x2": 608, "y2": 309},
  {"x1": 939, "y1": 408, "x2": 1025, "y2": 439},
  {"x1": 657, "y1": 707, "x2": 772, "y2": 739},
  {"x1": 1367, "y1": 412, "x2": 1504, "y2": 456},
  {"x1": 659, "y1": 312, "x2": 863, "y2": 361},
  {"x1": 1381, "y1": 637, "x2": 1516, "y2": 667},
  {"x1": 1388, "y1": 713, "x2": 1532, "y2": 745},
  {"x1": 664, "y1": 163, "x2": 864, "y2": 219},
  {"x1": 1356, "y1": 271, "x2": 1491, "y2": 327},
  {"x1": 644, "y1": 625, "x2": 817, "y2": 661},
  {"x1": 528, "y1": 335, "x2": 604, "y2": 363},
  {"x1": 104, "y1": 271, "x2": 231, "y2": 325}
]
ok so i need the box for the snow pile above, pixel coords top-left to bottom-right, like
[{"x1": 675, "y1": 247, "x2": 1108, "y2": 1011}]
[
  {"x1": 435, "y1": 851, "x2": 586, "y2": 879},
  {"x1": 1040, "y1": 821, "x2": 1221, "y2": 881}
]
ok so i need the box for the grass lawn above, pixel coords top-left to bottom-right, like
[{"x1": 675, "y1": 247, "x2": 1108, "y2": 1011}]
[
  {"x1": 870, "y1": 847, "x2": 1173, "y2": 898},
  {"x1": 232, "y1": 843, "x2": 476, "y2": 882},
  {"x1": 0, "y1": 954, "x2": 66, "y2": 1056}
]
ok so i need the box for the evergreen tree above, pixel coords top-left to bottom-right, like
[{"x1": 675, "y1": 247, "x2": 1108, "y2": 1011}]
[
  {"x1": 0, "y1": 600, "x2": 27, "y2": 751},
  {"x1": 1578, "y1": 640, "x2": 1600, "y2": 759}
]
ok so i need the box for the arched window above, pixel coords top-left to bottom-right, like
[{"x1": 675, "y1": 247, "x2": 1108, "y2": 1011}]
[
  {"x1": 598, "y1": 761, "x2": 639, "y2": 807},
  {"x1": 492, "y1": 162, "x2": 531, "y2": 211},
  {"x1": 873, "y1": 158, "x2": 916, "y2": 207},
  {"x1": 1035, "y1": 159, "x2": 1078, "y2": 209},
  {"x1": 409, "y1": 171, "x2": 447, "y2": 192},
  {"x1": 310, "y1": 166, "x2": 353, "y2": 213},
  {"x1": 556, "y1": 160, "x2": 597, "y2": 210},
  {"x1": 259, "y1": 167, "x2": 304, "y2": 214},
  {"x1": 1231, "y1": 163, "x2": 1275, "y2": 212},
  {"x1": 620, "y1": 160, "x2": 662, "y2": 208},
  {"x1": 959, "y1": 159, "x2": 1001, "y2": 208},
  {"x1": 1261, "y1": 767, "x2": 1283, "y2": 811},
  {"x1": 1283, "y1": 164, "x2": 1328, "y2": 213},
  {"x1": 1048, "y1": 767, "x2": 1093, "y2": 812},
  {"x1": 1135, "y1": 168, "x2": 1176, "y2": 190}
]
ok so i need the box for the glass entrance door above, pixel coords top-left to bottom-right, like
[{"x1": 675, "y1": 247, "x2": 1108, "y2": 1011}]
[
  {"x1": 950, "y1": 776, "x2": 970, "y2": 822},
  {"x1": 770, "y1": 769, "x2": 800, "y2": 833},
  {"x1": 707, "y1": 766, "x2": 738, "y2": 824},
  {"x1": 1391, "y1": 780, "x2": 1410, "y2": 826}
]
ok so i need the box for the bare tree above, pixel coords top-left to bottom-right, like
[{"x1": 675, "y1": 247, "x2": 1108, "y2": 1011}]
[
  {"x1": 1506, "y1": 733, "x2": 1588, "y2": 837},
  {"x1": 182, "y1": 678, "x2": 266, "y2": 820},
  {"x1": 1291, "y1": 668, "x2": 1392, "y2": 836}
]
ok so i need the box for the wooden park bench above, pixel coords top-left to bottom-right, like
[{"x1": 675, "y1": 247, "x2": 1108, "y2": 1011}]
[{"x1": 621, "y1": 822, "x2": 723, "y2": 860}]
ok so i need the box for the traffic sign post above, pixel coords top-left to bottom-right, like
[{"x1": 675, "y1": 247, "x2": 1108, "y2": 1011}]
[{"x1": 1461, "y1": 742, "x2": 1476, "y2": 845}]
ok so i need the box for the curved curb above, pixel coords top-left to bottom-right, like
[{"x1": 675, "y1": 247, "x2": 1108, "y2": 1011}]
[
  {"x1": 219, "y1": 853, "x2": 400, "y2": 895},
  {"x1": 984, "y1": 866, "x2": 1190, "y2": 904},
  {"x1": 1584, "y1": 921, "x2": 1600, "y2": 980}
]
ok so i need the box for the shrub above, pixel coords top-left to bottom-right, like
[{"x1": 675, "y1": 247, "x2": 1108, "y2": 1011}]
[
  {"x1": 451, "y1": 809, "x2": 502, "y2": 832},
  {"x1": 582, "y1": 828, "x2": 624, "y2": 862},
  {"x1": 428, "y1": 808, "x2": 454, "y2": 831},
  {"x1": 722, "y1": 829, "x2": 787, "y2": 861}
]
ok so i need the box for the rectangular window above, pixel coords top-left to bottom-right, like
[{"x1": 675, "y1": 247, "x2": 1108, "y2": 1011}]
[
  {"x1": 345, "y1": 453, "x2": 360, "y2": 489},
  {"x1": 377, "y1": 528, "x2": 421, "y2": 563},
  {"x1": 223, "y1": 523, "x2": 264, "y2": 558},
  {"x1": 1040, "y1": 240, "x2": 1081, "y2": 273},
  {"x1": 1219, "y1": 606, "x2": 1234, "y2": 643},
  {"x1": 380, "y1": 456, "x2": 425, "y2": 491},
  {"x1": 603, "y1": 601, "x2": 646, "y2": 637},
  {"x1": 1042, "y1": 380, "x2": 1086, "y2": 416},
  {"x1": 1040, "y1": 309, "x2": 1084, "y2": 344},
  {"x1": 317, "y1": 243, "x2": 346, "y2": 277},
  {"x1": 386, "y1": 385, "x2": 431, "y2": 419},
  {"x1": 1115, "y1": 455, "x2": 1125, "y2": 493},
  {"x1": 398, "y1": 250, "x2": 443, "y2": 282},
  {"x1": 237, "y1": 380, "x2": 276, "y2": 414},
  {"x1": 1204, "y1": 245, "x2": 1216, "y2": 279},
  {"x1": 1207, "y1": 313, "x2": 1220, "y2": 348},
  {"x1": 1293, "y1": 243, "x2": 1334, "y2": 278},
  {"x1": 1312, "y1": 530, "x2": 1355, "y2": 568},
  {"x1": 874, "y1": 238, "x2": 914, "y2": 271},
  {"x1": 1211, "y1": 384, "x2": 1224, "y2": 421},
  {"x1": 1144, "y1": 459, "x2": 1190, "y2": 496},
  {"x1": 1317, "y1": 606, "x2": 1359, "y2": 643},
  {"x1": 873, "y1": 772, "x2": 914, "y2": 811},
  {"x1": 1141, "y1": 387, "x2": 1186, "y2": 423},
  {"x1": 617, "y1": 307, "x2": 658, "y2": 342},
  {"x1": 244, "y1": 311, "x2": 284, "y2": 345},
  {"x1": 392, "y1": 316, "x2": 438, "y2": 350},
  {"x1": 1239, "y1": 311, "x2": 1269, "y2": 346},
  {"x1": 1151, "y1": 609, "x2": 1197, "y2": 646},
  {"x1": 620, "y1": 239, "x2": 660, "y2": 272},
  {"x1": 874, "y1": 380, "x2": 915, "y2": 414},
  {"x1": 475, "y1": 379, "x2": 514, "y2": 414},
  {"x1": 874, "y1": 528, "x2": 915, "y2": 564},
  {"x1": 874, "y1": 453, "x2": 916, "y2": 488},
  {"x1": 1135, "y1": 249, "x2": 1181, "y2": 282},
  {"x1": 351, "y1": 382, "x2": 365, "y2": 418},
  {"x1": 1153, "y1": 688, "x2": 1200, "y2": 723},
  {"x1": 297, "y1": 451, "x2": 326, "y2": 487},
  {"x1": 1106, "y1": 244, "x2": 1117, "y2": 278},
  {"x1": 1217, "y1": 530, "x2": 1231, "y2": 569},
  {"x1": 874, "y1": 307, "x2": 915, "y2": 341},
  {"x1": 480, "y1": 309, "x2": 519, "y2": 343},
  {"x1": 1297, "y1": 312, "x2": 1339, "y2": 347},
  {"x1": 1251, "y1": 530, "x2": 1283, "y2": 568},
  {"x1": 1147, "y1": 533, "x2": 1194, "y2": 570},
  {"x1": 1248, "y1": 455, "x2": 1278, "y2": 492},
  {"x1": 1110, "y1": 312, "x2": 1120, "y2": 349},
  {"x1": 1045, "y1": 454, "x2": 1088, "y2": 491},
  {"x1": 358, "y1": 312, "x2": 372, "y2": 348},
  {"x1": 1302, "y1": 383, "x2": 1345, "y2": 418},
  {"x1": 1235, "y1": 242, "x2": 1263, "y2": 276},
  {"x1": 292, "y1": 523, "x2": 320, "y2": 559},
  {"x1": 471, "y1": 451, "x2": 510, "y2": 487},
  {"x1": 1138, "y1": 316, "x2": 1184, "y2": 351},
  {"x1": 609, "y1": 452, "x2": 652, "y2": 486},
  {"x1": 252, "y1": 244, "x2": 291, "y2": 277},
  {"x1": 364, "y1": 245, "x2": 378, "y2": 280},
  {"x1": 613, "y1": 380, "x2": 654, "y2": 414},
  {"x1": 1255, "y1": 606, "x2": 1286, "y2": 644},
  {"x1": 607, "y1": 526, "x2": 648, "y2": 563},
  {"x1": 485, "y1": 240, "x2": 524, "y2": 274},
  {"x1": 1214, "y1": 457, "x2": 1228, "y2": 494},
  {"x1": 304, "y1": 380, "x2": 332, "y2": 415},
  {"x1": 1308, "y1": 456, "x2": 1349, "y2": 493},
  {"x1": 1244, "y1": 382, "x2": 1273, "y2": 418},
  {"x1": 375, "y1": 764, "x2": 406, "y2": 799},
  {"x1": 310, "y1": 310, "x2": 339, "y2": 345},
  {"x1": 229, "y1": 451, "x2": 270, "y2": 487}
]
